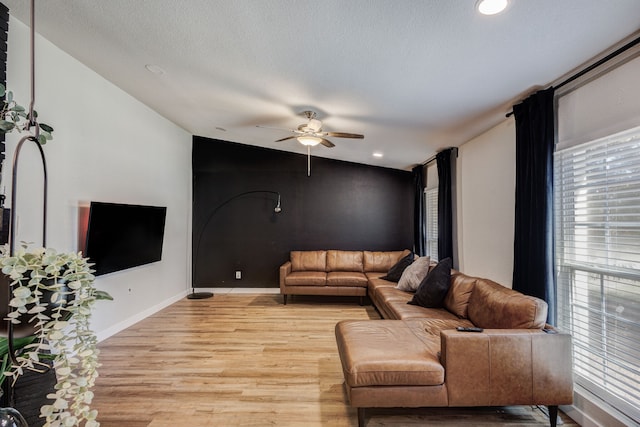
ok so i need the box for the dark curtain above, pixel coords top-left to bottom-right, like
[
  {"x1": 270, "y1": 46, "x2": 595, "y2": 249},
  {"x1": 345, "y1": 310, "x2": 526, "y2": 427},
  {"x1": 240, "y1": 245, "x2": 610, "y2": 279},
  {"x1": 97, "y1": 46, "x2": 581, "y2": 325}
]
[
  {"x1": 0, "y1": 3, "x2": 8, "y2": 244},
  {"x1": 412, "y1": 164, "x2": 425, "y2": 256},
  {"x1": 0, "y1": 3, "x2": 7, "y2": 170},
  {"x1": 436, "y1": 149, "x2": 454, "y2": 262},
  {"x1": 512, "y1": 87, "x2": 556, "y2": 325}
]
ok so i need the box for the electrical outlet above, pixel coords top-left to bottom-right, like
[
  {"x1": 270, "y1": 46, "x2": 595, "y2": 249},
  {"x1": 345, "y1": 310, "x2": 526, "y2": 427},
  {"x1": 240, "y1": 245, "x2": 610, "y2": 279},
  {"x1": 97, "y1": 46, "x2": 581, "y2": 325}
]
[{"x1": 235, "y1": 270, "x2": 241, "y2": 280}]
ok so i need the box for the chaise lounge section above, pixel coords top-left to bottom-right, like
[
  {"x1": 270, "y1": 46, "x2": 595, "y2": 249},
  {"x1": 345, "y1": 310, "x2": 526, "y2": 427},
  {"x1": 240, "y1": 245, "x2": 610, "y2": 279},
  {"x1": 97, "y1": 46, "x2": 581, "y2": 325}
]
[{"x1": 335, "y1": 263, "x2": 573, "y2": 427}]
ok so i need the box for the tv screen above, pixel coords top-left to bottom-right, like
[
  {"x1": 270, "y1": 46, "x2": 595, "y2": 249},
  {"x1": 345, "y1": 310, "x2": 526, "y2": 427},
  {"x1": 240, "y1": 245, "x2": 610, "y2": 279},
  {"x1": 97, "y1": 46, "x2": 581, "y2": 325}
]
[{"x1": 84, "y1": 202, "x2": 167, "y2": 276}]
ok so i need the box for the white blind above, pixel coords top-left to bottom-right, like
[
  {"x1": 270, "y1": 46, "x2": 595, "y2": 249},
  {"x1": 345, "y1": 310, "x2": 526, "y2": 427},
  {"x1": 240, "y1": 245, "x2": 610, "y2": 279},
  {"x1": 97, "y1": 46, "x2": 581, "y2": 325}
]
[
  {"x1": 425, "y1": 162, "x2": 438, "y2": 190},
  {"x1": 557, "y1": 53, "x2": 640, "y2": 151},
  {"x1": 554, "y1": 126, "x2": 640, "y2": 423},
  {"x1": 425, "y1": 187, "x2": 438, "y2": 261}
]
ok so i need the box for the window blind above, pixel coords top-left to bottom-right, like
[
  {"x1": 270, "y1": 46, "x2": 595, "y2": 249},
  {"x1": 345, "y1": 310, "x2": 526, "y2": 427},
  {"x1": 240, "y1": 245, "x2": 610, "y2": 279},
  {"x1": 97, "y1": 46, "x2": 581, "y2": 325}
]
[
  {"x1": 557, "y1": 53, "x2": 640, "y2": 151},
  {"x1": 554, "y1": 125, "x2": 640, "y2": 423},
  {"x1": 425, "y1": 187, "x2": 438, "y2": 261}
]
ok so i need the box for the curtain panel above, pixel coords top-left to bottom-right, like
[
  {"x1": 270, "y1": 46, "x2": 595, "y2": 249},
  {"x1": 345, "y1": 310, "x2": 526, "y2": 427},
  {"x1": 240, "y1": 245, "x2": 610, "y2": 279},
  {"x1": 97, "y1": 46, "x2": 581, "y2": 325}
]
[
  {"x1": 436, "y1": 148, "x2": 454, "y2": 263},
  {"x1": 412, "y1": 164, "x2": 426, "y2": 256},
  {"x1": 512, "y1": 87, "x2": 556, "y2": 324}
]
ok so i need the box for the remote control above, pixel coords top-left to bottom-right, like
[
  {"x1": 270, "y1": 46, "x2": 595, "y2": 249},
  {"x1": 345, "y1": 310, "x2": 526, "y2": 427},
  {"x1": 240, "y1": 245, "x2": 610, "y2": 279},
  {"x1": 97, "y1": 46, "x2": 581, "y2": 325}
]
[{"x1": 456, "y1": 326, "x2": 484, "y2": 332}]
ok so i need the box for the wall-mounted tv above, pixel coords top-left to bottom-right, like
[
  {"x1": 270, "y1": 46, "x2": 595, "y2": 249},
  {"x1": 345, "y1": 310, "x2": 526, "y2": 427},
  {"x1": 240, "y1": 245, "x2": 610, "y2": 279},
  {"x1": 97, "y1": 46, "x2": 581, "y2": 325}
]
[{"x1": 84, "y1": 202, "x2": 167, "y2": 276}]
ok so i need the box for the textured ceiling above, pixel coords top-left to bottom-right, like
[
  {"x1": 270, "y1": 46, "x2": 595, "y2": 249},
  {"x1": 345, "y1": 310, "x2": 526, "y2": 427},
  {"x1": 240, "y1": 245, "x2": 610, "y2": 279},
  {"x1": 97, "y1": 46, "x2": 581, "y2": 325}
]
[{"x1": 3, "y1": 0, "x2": 640, "y2": 170}]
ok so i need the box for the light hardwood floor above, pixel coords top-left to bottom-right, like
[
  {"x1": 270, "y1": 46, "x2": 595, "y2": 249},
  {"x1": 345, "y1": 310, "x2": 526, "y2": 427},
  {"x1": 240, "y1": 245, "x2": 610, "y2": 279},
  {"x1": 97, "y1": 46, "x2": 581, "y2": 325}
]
[{"x1": 92, "y1": 294, "x2": 578, "y2": 426}]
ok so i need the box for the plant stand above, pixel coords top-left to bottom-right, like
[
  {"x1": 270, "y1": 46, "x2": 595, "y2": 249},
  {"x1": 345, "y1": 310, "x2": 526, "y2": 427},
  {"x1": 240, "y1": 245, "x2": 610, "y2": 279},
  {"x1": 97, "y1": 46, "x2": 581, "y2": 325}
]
[{"x1": 1, "y1": 362, "x2": 56, "y2": 427}]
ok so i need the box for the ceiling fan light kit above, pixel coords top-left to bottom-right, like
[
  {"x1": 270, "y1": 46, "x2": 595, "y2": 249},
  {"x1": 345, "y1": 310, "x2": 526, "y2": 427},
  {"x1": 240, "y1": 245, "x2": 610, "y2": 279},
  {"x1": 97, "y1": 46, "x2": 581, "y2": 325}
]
[{"x1": 297, "y1": 135, "x2": 322, "y2": 146}]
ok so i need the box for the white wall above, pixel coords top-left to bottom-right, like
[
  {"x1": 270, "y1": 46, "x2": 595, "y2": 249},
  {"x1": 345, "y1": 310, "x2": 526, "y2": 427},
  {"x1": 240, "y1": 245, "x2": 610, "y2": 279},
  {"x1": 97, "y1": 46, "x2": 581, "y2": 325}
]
[
  {"x1": 3, "y1": 17, "x2": 192, "y2": 341},
  {"x1": 456, "y1": 118, "x2": 515, "y2": 287}
]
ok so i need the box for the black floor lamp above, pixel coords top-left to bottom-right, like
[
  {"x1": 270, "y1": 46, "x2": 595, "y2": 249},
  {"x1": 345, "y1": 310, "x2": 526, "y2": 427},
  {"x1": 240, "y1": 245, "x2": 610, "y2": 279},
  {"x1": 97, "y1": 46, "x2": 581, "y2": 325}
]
[{"x1": 189, "y1": 190, "x2": 282, "y2": 299}]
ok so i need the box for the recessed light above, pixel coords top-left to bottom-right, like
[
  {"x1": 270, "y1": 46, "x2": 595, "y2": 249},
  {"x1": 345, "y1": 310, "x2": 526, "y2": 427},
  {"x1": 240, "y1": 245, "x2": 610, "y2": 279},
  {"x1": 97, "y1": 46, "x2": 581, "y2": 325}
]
[
  {"x1": 476, "y1": 0, "x2": 508, "y2": 15},
  {"x1": 145, "y1": 64, "x2": 165, "y2": 75},
  {"x1": 373, "y1": 152, "x2": 383, "y2": 158}
]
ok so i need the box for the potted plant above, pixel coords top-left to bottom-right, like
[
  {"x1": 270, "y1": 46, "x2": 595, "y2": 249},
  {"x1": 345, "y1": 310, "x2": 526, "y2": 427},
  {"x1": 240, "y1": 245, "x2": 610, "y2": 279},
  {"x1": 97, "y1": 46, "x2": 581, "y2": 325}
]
[
  {"x1": 0, "y1": 243, "x2": 111, "y2": 427},
  {"x1": 0, "y1": 83, "x2": 54, "y2": 144}
]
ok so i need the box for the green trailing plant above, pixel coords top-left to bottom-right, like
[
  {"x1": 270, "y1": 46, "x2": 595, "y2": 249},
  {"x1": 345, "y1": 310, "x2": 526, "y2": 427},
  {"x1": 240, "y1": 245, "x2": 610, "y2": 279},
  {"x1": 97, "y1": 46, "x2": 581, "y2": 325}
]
[
  {"x1": 0, "y1": 83, "x2": 53, "y2": 144},
  {"x1": 0, "y1": 243, "x2": 112, "y2": 427},
  {"x1": 0, "y1": 335, "x2": 36, "y2": 383}
]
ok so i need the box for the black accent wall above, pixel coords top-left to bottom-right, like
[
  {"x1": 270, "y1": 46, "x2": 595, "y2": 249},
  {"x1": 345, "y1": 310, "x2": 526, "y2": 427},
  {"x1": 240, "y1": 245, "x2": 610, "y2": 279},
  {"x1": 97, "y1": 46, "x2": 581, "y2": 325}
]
[{"x1": 192, "y1": 137, "x2": 414, "y2": 287}]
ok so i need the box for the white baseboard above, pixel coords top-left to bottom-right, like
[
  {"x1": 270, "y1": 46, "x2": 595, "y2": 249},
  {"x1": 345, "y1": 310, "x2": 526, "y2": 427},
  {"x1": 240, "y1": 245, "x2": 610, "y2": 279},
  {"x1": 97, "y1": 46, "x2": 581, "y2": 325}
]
[{"x1": 95, "y1": 290, "x2": 189, "y2": 342}]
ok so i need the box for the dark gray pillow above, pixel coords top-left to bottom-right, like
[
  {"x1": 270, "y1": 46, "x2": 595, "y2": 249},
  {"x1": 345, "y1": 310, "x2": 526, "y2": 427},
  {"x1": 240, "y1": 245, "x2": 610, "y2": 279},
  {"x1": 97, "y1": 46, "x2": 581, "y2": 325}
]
[
  {"x1": 380, "y1": 252, "x2": 414, "y2": 282},
  {"x1": 408, "y1": 257, "x2": 452, "y2": 308}
]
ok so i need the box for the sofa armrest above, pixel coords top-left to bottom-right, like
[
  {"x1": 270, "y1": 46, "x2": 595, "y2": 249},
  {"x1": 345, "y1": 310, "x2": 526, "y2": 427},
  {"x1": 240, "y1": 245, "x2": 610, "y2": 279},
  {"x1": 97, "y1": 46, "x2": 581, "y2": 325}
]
[
  {"x1": 279, "y1": 261, "x2": 292, "y2": 291},
  {"x1": 440, "y1": 329, "x2": 573, "y2": 407}
]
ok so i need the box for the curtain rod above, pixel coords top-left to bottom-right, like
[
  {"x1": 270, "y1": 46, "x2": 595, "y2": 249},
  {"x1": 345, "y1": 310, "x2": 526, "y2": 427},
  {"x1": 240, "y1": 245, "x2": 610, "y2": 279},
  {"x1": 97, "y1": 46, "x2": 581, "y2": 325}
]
[
  {"x1": 421, "y1": 147, "x2": 458, "y2": 166},
  {"x1": 505, "y1": 34, "x2": 640, "y2": 118},
  {"x1": 422, "y1": 154, "x2": 436, "y2": 166}
]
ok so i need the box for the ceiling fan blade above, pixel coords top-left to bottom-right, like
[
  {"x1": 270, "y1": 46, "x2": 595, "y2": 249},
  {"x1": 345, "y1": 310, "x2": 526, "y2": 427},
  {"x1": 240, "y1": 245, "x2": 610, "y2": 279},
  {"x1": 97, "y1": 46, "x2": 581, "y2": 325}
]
[
  {"x1": 320, "y1": 138, "x2": 335, "y2": 148},
  {"x1": 326, "y1": 132, "x2": 364, "y2": 139},
  {"x1": 275, "y1": 135, "x2": 297, "y2": 142},
  {"x1": 256, "y1": 124, "x2": 302, "y2": 134}
]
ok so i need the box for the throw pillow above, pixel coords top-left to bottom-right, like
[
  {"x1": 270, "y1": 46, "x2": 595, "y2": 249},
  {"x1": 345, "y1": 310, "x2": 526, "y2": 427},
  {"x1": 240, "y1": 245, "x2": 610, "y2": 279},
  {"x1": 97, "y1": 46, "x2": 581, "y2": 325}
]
[
  {"x1": 408, "y1": 257, "x2": 452, "y2": 308},
  {"x1": 395, "y1": 256, "x2": 431, "y2": 291},
  {"x1": 380, "y1": 252, "x2": 414, "y2": 282}
]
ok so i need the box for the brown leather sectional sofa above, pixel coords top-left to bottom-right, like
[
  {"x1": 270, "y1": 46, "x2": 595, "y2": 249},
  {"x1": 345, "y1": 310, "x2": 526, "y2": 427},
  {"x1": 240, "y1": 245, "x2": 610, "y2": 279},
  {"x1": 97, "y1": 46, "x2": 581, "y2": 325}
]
[
  {"x1": 279, "y1": 249, "x2": 409, "y2": 305},
  {"x1": 281, "y1": 250, "x2": 573, "y2": 427}
]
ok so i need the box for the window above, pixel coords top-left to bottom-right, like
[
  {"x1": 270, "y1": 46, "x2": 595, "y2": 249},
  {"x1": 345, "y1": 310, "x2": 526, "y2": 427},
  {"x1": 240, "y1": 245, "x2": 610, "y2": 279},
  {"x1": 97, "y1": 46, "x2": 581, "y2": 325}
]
[
  {"x1": 554, "y1": 126, "x2": 640, "y2": 423},
  {"x1": 424, "y1": 187, "x2": 438, "y2": 261}
]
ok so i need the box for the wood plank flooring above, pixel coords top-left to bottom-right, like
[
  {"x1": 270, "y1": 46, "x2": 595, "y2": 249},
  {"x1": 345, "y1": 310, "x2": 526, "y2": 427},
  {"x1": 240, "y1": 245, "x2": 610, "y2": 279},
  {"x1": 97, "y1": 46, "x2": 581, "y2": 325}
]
[{"x1": 92, "y1": 294, "x2": 578, "y2": 426}]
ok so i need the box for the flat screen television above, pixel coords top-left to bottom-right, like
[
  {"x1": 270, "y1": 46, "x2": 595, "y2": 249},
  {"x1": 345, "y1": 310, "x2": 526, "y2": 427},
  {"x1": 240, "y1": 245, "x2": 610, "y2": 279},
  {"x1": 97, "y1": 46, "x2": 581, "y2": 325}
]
[{"x1": 84, "y1": 202, "x2": 167, "y2": 276}]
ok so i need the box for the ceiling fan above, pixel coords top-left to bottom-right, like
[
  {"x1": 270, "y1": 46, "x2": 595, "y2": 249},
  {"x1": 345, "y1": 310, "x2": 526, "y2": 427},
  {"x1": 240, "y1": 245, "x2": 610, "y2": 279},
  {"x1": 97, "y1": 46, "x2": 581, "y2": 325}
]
[
  {"x1": 258, "y1": 110, "x2": 364, "y2": 176},
  {"x1": 269, "y1": 110, "x2": 364, "y2": 148}
]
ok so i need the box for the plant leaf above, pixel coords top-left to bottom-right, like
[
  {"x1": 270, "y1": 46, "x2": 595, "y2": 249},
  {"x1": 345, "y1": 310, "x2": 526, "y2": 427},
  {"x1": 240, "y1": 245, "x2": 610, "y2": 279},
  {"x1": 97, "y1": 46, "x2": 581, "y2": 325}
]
[
  {"x1": 0, "y1": 121, "x2": 15, "y2": 132},
  {"x1": 94, "y1": 290, "x2": 113, "y2": 301},
  {"x1": 39, "y1": 123, "x2": 54, "y2": 133},
  {"x1": 39, "y1": 130, "x2": 52, "y2": 141}
]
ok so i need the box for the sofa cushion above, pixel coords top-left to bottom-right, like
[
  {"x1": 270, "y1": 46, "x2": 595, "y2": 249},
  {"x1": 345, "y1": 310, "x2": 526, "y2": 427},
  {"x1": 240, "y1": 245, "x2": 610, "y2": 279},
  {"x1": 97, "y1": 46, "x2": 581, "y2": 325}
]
[
  {"x1": 284, "y1": 271, "x2": 327, "y2": 286},
  {"x1": 367, "y1": 277, "x2": 397, "y2": 314},
  {"x1": 327, "y1": 250, "x2": 364, "y2": 272},
  {"x1": 376, "y1": 286, "x2": 413, "y2": 304},
  {"x1": 408, "y1": 257, "x2": 452, "y2": 308},
  {"x1": 380, "y1": 251, "x2": 414, "y2": 282},
  {"x1": 363, "y1": 250, "x2": 410, "y2": 273},
  {"x1": 396, "y1": 256, "x2": 431, "y2": 291},
  {"x1": 335, "y1": 320, "x2": 445, "y2": 387},
  {"x1": 290, "y1": 250, "x2": 326, "y2": 272},
  {"x1": 327, "y1": 271, "x2": 368, "y2": 287},
  {"x1": 386, "y1": 301, "x2": 460, "y2": 321},
  {"x1": 467, "y1": 279, "x2": 548, "y2": 329},
  {"x1": 443, "y1": 273, "x2": 477, "y2": 319}
]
